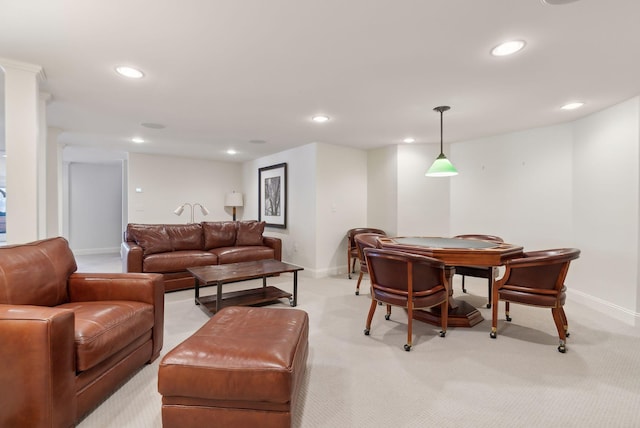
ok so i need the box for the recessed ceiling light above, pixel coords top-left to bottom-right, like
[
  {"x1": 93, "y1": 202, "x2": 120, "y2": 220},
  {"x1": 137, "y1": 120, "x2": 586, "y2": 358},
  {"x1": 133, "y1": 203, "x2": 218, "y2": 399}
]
[
  {"x1": 491, "y1": 40, "x2": 526, "y2": 57},
  {"x1": 403, "y1": 137, "x2": 416, "y2": 144},
  {"x1": 115, "y1": 66, "x2": 144, "y2": 79},
  {"x1": 312, "y1": 115, "x2": 330, "y2": 123},
  {"x1": 226, "y1": 149, "x2": 237, "y2": 155},
  {"x1": 131, "y1": 137, "x2": 145, "y2": 143},
  {"x1": 561, "y1": 102, "x2": 584, "y2": 110}
]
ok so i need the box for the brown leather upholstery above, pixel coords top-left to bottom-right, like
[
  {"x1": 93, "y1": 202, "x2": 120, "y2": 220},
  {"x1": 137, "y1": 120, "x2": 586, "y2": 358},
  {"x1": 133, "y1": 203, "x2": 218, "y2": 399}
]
[
  {"x1": 363, "y1": 248, "x2": 449, "y2": 351},
  {"x1": 453, "y1": 234, "x2": 504, "y2": 308},
  {"x1": 346, "y1": 228, "x2": 386, "y2": 279},
  {"x1": 122, "y1": 220, "x2": 282, "y2": 292},
  {"x1": 159, "y1": 306, "x2": 308, "y2": 428},
  {"x1": 0, "y1": 237, "x2": 164, "y2": 427},
  {"x1": 490, "y1": 248, "x2": 580, "y2": 353},
  {"x1": 353, "y1": 232, "x2": 384, "y2": 295}
]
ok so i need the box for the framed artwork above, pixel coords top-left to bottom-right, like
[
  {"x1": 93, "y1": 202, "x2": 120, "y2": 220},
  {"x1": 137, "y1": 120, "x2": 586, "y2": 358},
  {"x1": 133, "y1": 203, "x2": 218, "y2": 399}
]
[{"x1": 258, "y1": 162, "x2": 287, "y2": 228}]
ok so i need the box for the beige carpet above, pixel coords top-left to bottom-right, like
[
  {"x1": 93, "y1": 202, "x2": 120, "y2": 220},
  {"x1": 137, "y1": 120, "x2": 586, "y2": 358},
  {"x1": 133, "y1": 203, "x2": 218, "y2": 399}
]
[{"x1": 75, "y1": 255, "x2": 640, "y2": 428}]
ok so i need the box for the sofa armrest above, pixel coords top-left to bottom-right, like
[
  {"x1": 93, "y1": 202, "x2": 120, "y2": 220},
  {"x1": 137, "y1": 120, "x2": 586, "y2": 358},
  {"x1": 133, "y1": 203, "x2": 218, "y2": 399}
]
[
  {"x1": 263, "y1": 236, "x2": 282, "y2": 261},
  {"x1": 0, "y1": 305, "x2": 76, "y2": 428},
  {"x1": 68, "y1": 272, "x2": 165, "y2": 361},
  {"x1": 121, "y1": 241, "x2": 144, "y2": 273}
]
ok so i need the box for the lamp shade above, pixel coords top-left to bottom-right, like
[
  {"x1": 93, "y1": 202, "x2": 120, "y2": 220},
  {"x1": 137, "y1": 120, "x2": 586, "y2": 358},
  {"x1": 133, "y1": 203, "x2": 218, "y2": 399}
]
[
  {"x1": 426, "y1": 154, "x2": 458, "y2": 177},
  {"x1": 225, "y1": 192, "x2": 244, "y2": 207}
]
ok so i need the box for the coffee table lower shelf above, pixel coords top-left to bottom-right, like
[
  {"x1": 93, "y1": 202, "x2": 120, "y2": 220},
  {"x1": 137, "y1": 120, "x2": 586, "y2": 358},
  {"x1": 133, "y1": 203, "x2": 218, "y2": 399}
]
[{"x1": 196, "y1": 286, "x2": 293, "y2": 315}]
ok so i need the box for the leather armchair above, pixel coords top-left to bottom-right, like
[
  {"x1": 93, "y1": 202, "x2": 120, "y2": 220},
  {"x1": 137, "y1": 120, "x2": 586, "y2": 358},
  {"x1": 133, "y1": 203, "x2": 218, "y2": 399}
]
[
  {"x1": 490, "y1": 248, "x2": 580, "y2": 353},
  {"x1": 363, "y1": 248, "x2": 449, "y2": 351},
  {"x1": 346, "y1": 228, "x2": 386, "y2": 279},
  {"x1": 0, "y1": 237, "x2": 164, "y2": 427},
  {"x1": 353, "y1": 232, "x2": 385, "y2": 296}
]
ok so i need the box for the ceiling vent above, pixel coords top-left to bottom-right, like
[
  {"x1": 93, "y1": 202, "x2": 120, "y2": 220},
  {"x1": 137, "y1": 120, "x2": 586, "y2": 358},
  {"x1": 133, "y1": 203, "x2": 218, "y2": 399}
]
[{"x1": 541, "y1": 0, "x2": 580, "y2": 5}]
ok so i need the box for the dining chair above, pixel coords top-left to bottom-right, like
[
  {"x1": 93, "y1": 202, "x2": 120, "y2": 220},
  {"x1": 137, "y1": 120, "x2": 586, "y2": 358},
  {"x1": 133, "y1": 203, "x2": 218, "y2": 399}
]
[
  {"x1": 353, "y1": 233, "x2": 385, "y2": 295},
  {"x1": 346, "y1": 228, "x2": 386, "y2": 279},
  {"x1": 452, "y1": 234, "x2": 504, "y2": 308},
  {"x1": 490, "y1": 248, "x2": 581, "y2": 353},
  {"x1": 363, "y1": 248, "x2": 448, "y2": 351}
]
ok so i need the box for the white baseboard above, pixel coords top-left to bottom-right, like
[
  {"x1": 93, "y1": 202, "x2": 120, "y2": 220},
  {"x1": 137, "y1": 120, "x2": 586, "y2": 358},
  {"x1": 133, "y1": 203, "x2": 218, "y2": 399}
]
[
  {"x1": 72, "y1": 247, "x2": 120, "y2": 256},
  {"x1": 569, "y1": 289, "x2": 640, "y2": 327}
]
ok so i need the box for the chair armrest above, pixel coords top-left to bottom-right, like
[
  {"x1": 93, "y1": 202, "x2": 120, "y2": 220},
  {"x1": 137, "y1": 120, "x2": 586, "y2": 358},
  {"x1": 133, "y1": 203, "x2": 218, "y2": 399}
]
[
  {"x1": 121, "y1": 241, "x2": 143, "y2": 272},
  {"x1": 0, "y1": 305, "x2": 76, "y2": 428},
  {"x1": 68, "y1": 272, "x2": 165, "y2": 360},
  {"x1": 263, "y1": 236, "x2": 282, "y2": 261}
]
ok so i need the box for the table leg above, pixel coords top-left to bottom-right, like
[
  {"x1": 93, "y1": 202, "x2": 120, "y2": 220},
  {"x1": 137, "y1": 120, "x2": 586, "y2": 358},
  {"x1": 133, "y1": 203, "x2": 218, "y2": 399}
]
[
  {"x1": 195, "y1": 279, "x2": 200, "y2": 305},
  {"x1": 263, "y1": 276, "x2": 267, "y2": 288},
  {"x1": 216, "y1": 280, "x2": 223, "y2": 313},
  {"x1": 290, "y1": 271, "x2": 298, "y2": 307}
]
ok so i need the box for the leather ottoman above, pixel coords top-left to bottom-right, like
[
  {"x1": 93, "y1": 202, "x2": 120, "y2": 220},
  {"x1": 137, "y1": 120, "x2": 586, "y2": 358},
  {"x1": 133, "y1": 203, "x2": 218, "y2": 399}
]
[{"x1": 158, "y1": 306, "x2": 309, "y2": 428}]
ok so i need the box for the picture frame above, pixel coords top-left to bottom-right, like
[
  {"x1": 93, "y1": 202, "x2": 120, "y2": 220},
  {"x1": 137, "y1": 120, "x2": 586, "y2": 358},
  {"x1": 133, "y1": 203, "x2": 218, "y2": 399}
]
[{"x1": 258, "y1": 162, "x2": 287, "y2": 228}]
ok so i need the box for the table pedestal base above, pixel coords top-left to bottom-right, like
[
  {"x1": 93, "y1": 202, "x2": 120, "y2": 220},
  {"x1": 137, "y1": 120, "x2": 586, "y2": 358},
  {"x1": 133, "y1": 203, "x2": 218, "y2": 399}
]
[{"x1": 412, "y1": 299, "x2": 483, "y2": 328}]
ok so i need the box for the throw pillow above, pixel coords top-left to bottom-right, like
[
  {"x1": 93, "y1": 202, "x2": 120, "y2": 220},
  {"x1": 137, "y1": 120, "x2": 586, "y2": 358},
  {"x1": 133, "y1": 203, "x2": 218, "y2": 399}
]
[
  {"x1": 235, "y1": 220, "x2": 265, "y2": 246},
  {"x1": 167, "y1": 223, "x2": 203, "y2": 251},
  {"x1": 127, "y1": 224, "x2": 172, "y2": 256},
  {"x1": 202, "y1": 221, "x2": 237, "y2": 249}
]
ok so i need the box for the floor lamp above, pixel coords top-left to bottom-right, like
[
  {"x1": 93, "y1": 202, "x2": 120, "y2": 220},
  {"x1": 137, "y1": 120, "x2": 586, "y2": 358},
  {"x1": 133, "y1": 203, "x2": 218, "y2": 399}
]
[{"x1": 174, "y1": 202, "x2": 209, "y2": 223}]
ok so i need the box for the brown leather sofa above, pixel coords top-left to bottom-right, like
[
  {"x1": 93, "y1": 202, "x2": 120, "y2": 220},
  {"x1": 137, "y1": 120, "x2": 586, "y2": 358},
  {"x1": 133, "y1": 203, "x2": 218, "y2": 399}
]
[
  {"x1": 0, "y1": 237, "x2": 164, "y2": 428},
  {"x1": 122, "y1": 220, "x2": 282, "y2": 292}
]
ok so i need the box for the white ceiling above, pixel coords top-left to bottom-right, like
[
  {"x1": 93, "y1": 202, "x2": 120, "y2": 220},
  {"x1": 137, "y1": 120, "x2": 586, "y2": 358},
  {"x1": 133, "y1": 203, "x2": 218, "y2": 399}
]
[{"x1": 1, "y1": 0, "x2": 640, "y2": 163}]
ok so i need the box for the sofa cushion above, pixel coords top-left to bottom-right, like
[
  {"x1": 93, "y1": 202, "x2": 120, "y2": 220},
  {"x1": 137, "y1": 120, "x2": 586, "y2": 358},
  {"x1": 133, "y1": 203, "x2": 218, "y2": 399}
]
[
  {"x1": 0, "y1": 237, "x2": 76, "y2": 306},
  {"x1": 58, "y1": 300, "x2": 155, "y2": 371},
  {"x1": 128, "y1": 224, "x2": 173, "y2": 256},
  {"x1": 235, "y1": 221, "x2": 265, "y2": 246},
  {"x1": 211, "y1": 246, "x2": 275, "y2": 264},
  {"x1": 144, "y1": 250, "x2": 218, "y2": 273},
  {"x1": 202, "y1": 221, "x2": 237, "y2": 249},
  {"x1": 166, "y1": 224, "x2": 204, "y2": 251}
]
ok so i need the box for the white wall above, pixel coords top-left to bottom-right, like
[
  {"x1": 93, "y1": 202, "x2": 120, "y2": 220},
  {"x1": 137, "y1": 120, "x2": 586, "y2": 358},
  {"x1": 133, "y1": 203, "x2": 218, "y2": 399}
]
[
  {"x1": 68, "y1": 162, "x2": 122, "y2": 253},
  {"x1": 571, "y1": 97, "x2": 639, "y2": 323},
  {"x1": 242, "y1": 144, "x2": 317, "y2": 272},
  {"x1": 450, "y1": 124, "x2": 574, "y2": 249},
  {"x1": 397, "y1": 143, "x2": 451, "y2": 236},
  {"x1": 316, "y1": 143, "x2": 368, "y2": 276},
  {"x1": 127, "y1": 153, "x2": 242, "y2": 224},
  {"x1": 367, "y1": 146, "x2": 398, "y2": 236}
]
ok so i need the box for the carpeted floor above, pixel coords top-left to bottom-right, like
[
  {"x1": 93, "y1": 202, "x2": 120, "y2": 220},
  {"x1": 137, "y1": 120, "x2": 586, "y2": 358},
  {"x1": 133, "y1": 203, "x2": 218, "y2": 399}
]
[{"x1": 76, "y1": 254, "x2": 640, "y2": 428}]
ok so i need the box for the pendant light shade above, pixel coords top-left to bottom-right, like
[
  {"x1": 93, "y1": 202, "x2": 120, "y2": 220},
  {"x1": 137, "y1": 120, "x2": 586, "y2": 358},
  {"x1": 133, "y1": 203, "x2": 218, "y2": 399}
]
[{"x1": 426, "y1": 106, "x2": 458, "y2": 177}]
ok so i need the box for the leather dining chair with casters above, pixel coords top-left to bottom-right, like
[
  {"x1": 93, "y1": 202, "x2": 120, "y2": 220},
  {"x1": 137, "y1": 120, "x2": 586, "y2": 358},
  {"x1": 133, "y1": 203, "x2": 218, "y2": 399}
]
[
  {"x1": 489, "y1": 248, "x2": 581, "y2": 353},
  {"x1": 346, "y1": 228, "x2": 386, "y2": 279},
  {"x1": 353, "y1": 233, "x2": 385, "y2": 296},
  {"x1": 453, "y1": 234, "x2": 504, "y2": 308},
  {"x1": 363, "y1": 248, "x2": 449, "y2": 351}
]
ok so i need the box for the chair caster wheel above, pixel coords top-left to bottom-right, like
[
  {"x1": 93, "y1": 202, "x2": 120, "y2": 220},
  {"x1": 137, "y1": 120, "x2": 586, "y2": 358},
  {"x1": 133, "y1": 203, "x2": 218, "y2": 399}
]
[
  {"x1": 404, "y1": 344, "x2": 411, "y2": 352},
  {"x1": 558, "y1": 344, "x2": 566, "y2": 353},
  {"x1": 439, "y1": 331, "x2": 446, "y2": 338},
  {"x1": 384, "y1": 314, "x2": 390, "y2": 321},
  {"x1": 505, "y1": 315, "x2": 512, "y2": 322},
  {"x1": 355, "y1": 291, "x2": 359, "y2": 296},
  {"x1": 378, "y1": 301, "x2": 383, "y2": 305},
  {"x1": 566, "y1": 331, "x2": 570, "y2": 337},
  {"x1": 462, "y1": 289, "x2": 467, "y2": 294},
  {"x1": 486, "y1": 303, "x2": 491, "y2": 309},
  {"x1": 364, "y1": 328, "x2": 370, "y2": 336},
  {"x1": 490, "y1": 331, "x2": 497, "y2": 339}
]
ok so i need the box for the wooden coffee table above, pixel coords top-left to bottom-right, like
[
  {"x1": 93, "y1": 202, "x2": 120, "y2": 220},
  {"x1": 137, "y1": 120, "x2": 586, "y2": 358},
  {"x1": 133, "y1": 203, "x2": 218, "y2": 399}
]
[{"x1": 187, "y1": 259, "x2": 304, "y2": 316}]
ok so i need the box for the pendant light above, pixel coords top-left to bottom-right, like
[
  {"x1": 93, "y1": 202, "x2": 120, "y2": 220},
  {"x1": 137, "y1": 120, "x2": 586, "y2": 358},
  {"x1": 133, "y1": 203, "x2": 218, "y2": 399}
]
[{"x1": 426, "y1": 106, "x2": 458, "y2": 177}]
